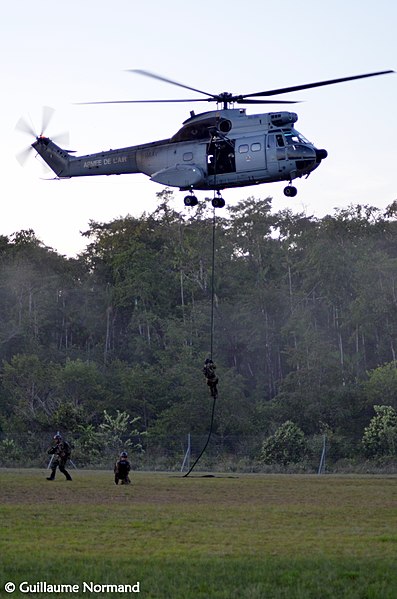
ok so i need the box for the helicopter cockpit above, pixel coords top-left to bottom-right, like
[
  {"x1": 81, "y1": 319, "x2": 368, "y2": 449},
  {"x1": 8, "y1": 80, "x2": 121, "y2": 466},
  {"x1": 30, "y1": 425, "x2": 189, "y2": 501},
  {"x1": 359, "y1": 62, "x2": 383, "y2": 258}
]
[
  {"x1": 280, "y1": 128, "x2": 326, "y2": 172},
  {"x1": 282, "y1": 129, "x2": 318, "y2": 163}
]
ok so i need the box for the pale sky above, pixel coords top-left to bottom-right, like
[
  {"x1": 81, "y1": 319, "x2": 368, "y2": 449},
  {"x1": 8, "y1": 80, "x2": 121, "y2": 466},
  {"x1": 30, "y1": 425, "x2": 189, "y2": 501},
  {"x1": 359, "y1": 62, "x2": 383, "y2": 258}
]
[{"x1": 2, "y1": 0, "x2": 396, "y2": 256}]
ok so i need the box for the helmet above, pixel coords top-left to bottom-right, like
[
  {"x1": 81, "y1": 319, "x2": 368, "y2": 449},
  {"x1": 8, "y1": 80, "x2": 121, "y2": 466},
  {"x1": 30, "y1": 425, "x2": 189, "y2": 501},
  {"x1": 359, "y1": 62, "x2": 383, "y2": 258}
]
[
  {"x1": 120, "y1": 451, "x2": 128, "y2": 458},
  {"x1": 54, "y1": 432, "x2": 62, "y2": 440}
]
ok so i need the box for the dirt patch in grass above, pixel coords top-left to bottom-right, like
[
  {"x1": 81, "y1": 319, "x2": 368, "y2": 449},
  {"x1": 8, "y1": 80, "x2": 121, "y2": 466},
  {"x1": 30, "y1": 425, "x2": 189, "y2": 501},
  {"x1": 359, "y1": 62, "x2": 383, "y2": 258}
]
[{"x1": 1, "y1": 468, "x2": 397, "y2": 511}]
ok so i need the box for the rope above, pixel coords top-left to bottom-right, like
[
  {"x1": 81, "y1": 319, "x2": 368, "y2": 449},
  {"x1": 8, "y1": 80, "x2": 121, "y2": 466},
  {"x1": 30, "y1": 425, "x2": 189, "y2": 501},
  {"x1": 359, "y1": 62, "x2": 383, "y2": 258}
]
[
  {"x1": 184, "y1": 206, "x2": 217, "y2": 477},
  {"x1": 210, "y1": 207, "x2": 216, "y2": 360},
  {"x1": 183, "y1": 393, "x2": 217, "y2": 478}
]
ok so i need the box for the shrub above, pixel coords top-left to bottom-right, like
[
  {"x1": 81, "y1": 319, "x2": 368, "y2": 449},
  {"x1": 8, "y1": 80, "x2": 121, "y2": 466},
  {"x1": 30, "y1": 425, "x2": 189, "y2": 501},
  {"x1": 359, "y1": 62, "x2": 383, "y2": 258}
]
[
  {"x1": 260, "y1": 421, "x2": 307, "y2": 465},
  {"x1": 362, "y1": 405, "x2": 397, "y2": 458}
]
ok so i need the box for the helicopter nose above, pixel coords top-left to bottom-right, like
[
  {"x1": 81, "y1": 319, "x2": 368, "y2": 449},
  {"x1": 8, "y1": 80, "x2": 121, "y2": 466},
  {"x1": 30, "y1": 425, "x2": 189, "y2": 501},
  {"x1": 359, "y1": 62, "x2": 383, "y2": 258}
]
[{"x1": 315, "y1": 149, "x2": 328, "y2": 162}]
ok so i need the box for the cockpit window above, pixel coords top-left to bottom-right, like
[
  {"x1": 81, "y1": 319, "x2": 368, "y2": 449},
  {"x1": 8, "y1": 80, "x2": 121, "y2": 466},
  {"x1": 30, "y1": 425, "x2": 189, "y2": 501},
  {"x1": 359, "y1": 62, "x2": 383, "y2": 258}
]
[
  {"x1": 284, "y1": 131, "x2": 311, "y2": 145},
  {"x1": 285, "y1": 133, "x2": 300, "y2": 145}
]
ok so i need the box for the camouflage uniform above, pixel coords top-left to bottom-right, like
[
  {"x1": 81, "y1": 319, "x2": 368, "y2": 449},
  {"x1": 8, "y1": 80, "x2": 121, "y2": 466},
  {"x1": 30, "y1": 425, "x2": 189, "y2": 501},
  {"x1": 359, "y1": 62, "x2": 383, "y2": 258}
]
[
  {"x1": 203, "y1": 358, "x2": 219, "y2": 399},
  {"x1": 114, "y1": 452, "x2": 131, "y2": 485},
  {"x1": 47, "y1": 434, "x2": 72, "y2": 481}
]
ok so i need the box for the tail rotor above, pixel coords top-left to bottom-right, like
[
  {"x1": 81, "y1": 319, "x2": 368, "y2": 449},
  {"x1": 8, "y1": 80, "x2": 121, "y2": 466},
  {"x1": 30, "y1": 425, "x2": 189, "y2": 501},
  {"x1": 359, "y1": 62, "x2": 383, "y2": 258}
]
[{"x1": 15, "y1": 107, "x2": 69, "y2": 168}]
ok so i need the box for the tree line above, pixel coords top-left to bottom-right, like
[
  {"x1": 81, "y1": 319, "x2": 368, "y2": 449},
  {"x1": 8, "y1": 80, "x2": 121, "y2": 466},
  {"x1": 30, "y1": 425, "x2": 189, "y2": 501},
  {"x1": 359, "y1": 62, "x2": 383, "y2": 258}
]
[{"x1": 1, "y1": 190, "x2": 397, "y2": 469}]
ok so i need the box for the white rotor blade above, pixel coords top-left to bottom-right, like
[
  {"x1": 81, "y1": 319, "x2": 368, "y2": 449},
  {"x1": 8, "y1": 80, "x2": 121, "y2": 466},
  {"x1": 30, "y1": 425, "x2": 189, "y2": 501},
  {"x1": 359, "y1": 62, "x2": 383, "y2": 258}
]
[
  {"x1": 41, "y1": 106, "x2": 55, "y2": 135},
  {"x1": 16, "y1": 146, "x2": 33, "y2": 167},
  {"x1": 15, "y1": 116, "x2": 36, "y2": 138}
]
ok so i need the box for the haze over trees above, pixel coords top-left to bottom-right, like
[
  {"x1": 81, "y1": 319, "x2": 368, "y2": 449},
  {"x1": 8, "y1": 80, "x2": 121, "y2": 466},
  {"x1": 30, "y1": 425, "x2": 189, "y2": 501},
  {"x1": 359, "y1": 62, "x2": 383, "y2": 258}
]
[{"x1": 1, "y1": 191, "x2": 397, "y2": 469}]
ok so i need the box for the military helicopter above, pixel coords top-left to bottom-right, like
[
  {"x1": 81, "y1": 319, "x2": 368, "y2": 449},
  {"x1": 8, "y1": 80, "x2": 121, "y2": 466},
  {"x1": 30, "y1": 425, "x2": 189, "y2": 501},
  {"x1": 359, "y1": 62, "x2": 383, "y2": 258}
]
[{"x1": 18, "y1": 69, "x2": 393, "y2": 208}]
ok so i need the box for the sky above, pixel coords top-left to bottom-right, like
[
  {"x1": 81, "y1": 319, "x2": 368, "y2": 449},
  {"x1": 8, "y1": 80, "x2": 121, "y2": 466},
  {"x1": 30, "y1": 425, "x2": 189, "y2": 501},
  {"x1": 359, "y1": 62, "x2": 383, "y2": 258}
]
[{"x1": 2, "y1": 0, "x2": 396, "y2": 256}]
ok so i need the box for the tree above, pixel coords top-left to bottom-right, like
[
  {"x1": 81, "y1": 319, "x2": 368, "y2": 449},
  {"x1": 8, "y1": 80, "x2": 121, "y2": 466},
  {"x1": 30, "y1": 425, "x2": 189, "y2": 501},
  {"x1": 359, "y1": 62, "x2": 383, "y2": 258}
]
[
  {"x1": 73, "y1": 423, "x2": 103, "y2": 465},
  {"x1": 1, "y1": 354, "x2": 61, "y2": 431},
  {"x1": 260, "y1": 421, "x2": 307, "y2": 465},
  {"x1": 99, "y1": 409, "x2": 145, "y2": 454},
  {"x1": 58, "y1": 359, "x2": 107, "y2": 414},
  {"x1": 364, "y1": 363, "x2": 397, "y2": 410},
  {"x1": 1, "y1": 197, "x2": 397, "y2": 469},
  {"x1": 362, "y1": 405, "x2": 397, "y2": 458}
]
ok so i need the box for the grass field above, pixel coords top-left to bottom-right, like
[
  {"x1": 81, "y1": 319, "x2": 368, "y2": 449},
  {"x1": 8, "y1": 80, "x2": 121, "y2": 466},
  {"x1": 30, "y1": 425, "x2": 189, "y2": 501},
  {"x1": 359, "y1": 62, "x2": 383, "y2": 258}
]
[{"x1": 1, "y1": 469, "x2": 397, "y2": 598}]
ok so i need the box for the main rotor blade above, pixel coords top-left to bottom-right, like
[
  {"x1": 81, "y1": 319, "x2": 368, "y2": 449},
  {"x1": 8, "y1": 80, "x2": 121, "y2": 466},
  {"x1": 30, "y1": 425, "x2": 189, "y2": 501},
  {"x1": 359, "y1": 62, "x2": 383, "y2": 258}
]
[
  {"x1": 242, "y1": 70, "x2": 395, "y2": 99},
  {"x1": 15, "y1": 116, "x2": 36, "y2": 137},
  {"x1": 237, "y1": 99, "x2": 300, "y2": 105},
  {"x1": 76, "y1": 97, "x2": 300, "y2": 107},
  {"x1": 128, "y1": 69, "x2": 217, "y2": 99},
  {"x1": 76, "y1": 98, "x2": 211, "y2": 105}
]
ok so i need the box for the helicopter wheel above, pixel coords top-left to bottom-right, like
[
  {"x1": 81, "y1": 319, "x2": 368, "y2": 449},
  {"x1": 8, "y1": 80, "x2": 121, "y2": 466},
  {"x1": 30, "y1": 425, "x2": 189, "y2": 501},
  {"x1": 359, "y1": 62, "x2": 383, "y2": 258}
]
[
  {"x1": 184, "y1": 194, "x2": 198, "y2": 207},
  {"x1": 212, "y1": 196, "x2": 226, "y2": 208},
  {"x1": 283, "y1": 185, "x2": 297, "y2": 198}
]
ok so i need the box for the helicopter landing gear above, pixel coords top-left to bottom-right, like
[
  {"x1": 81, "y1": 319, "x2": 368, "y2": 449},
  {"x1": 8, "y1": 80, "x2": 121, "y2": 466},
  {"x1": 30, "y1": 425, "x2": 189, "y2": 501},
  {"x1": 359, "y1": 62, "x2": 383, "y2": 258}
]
[
  {"x1": 183, "y1": 191, "x2": 226, "y2": 208},
  {"x1": 184, "y1": 193, "x2": 198, "y2": 207},
  {"x1": 283, "y1": 185, "x2": 297, "y2": 198},
  {"x1": 211, "y1": 191, "x2": 226, "y2": 208}
]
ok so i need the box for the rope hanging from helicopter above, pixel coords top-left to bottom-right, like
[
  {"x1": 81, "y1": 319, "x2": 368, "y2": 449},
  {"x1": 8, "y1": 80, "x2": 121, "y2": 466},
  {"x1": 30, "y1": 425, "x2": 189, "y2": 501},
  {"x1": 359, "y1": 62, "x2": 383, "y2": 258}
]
[
  {"x1": 183, "y1": 133, "x2": 221, "y2": 477},
  {"x1": 183, "y1": 207, "x2": 217, "y2": 477}
]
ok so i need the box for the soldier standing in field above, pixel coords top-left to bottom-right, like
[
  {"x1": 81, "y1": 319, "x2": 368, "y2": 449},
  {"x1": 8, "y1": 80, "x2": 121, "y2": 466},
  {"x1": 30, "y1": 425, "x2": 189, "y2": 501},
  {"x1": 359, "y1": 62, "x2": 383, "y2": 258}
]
[{"x1": 46, "y1": 432, "x2": 72, "y2": 481}]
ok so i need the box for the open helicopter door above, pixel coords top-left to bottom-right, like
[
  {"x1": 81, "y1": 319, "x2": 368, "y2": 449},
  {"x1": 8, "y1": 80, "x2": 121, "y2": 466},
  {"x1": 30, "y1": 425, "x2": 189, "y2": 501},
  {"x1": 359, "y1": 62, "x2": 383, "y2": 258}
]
[{"x1": 207, "y1": 139, "x2": 236, "y2": 175}]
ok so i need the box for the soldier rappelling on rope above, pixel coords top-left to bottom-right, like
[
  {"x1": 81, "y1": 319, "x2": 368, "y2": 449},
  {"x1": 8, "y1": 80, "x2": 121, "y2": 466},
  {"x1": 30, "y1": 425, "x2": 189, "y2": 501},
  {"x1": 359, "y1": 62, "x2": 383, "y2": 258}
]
[{"x1": 203, "y1": 358, "x2": 219, "y2": 399}]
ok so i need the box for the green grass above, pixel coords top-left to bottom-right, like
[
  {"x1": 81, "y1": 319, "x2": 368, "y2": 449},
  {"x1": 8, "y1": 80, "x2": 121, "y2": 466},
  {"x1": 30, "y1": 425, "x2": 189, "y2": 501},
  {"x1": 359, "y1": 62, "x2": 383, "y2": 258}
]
[{"x1": 1, "y1": 470, "x2": 397, "y2": 597}]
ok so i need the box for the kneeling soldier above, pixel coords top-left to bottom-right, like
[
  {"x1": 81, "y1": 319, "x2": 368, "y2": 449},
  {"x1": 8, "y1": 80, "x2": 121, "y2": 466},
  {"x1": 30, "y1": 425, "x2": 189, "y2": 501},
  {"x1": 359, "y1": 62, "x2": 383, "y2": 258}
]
[{"x1": 114, "y1": 451, "x2": 131, "y2": 485}]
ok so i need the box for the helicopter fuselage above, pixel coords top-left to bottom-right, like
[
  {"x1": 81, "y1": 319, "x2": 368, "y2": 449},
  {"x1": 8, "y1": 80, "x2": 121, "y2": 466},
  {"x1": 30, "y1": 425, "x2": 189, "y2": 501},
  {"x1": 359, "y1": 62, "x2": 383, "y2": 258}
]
[{"x1": 32, "y1": 108, "x2": 327, "y2": 193}]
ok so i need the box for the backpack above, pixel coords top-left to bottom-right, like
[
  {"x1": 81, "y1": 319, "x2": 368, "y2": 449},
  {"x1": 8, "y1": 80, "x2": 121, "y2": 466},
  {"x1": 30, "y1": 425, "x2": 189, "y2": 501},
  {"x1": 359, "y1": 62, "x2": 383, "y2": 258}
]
[{"x1": 61, "y1": 441, "x2": 71, "y2": 459}]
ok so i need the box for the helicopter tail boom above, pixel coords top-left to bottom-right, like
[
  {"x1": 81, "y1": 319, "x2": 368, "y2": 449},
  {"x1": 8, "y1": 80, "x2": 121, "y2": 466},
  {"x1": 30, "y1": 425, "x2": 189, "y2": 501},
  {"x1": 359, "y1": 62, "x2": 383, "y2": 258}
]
[{"x1": 31, "y1": 137, "x2": 141, "y2": 178}]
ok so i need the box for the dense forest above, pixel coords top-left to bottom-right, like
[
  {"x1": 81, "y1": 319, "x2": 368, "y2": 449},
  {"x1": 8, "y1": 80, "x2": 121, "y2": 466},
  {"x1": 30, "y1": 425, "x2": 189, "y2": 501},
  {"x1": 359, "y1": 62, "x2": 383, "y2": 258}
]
[{"x1": 1, "y1": 190, "x2": 397, "y2": 471}]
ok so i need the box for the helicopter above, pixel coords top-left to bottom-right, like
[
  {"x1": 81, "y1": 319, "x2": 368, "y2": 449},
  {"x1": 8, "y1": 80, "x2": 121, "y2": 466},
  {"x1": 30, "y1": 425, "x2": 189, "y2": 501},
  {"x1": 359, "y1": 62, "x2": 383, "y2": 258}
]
[{"x1": 18, "y1": 69, "x2": 394, "y2": 208}]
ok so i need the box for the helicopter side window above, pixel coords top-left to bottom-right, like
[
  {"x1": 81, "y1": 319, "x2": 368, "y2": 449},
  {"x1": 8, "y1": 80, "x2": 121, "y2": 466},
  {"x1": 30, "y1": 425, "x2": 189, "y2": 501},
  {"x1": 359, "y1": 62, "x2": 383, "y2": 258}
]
[
  {"x1": 239, "y1": 144, "x2": 249, "y2": 153},
  {"x1": 276, "y1": 134, "x2": 285, "y2": 147},
  {"x1": 251, "y1": 143, "x2": 261, "y2": 152},
  {"x1": 183, "y1": 152, "x2": 193, "y2": 161}
]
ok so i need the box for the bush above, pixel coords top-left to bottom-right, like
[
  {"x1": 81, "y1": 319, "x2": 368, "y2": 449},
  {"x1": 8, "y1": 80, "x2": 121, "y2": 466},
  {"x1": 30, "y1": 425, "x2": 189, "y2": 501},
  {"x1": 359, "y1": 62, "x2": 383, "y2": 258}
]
[
  {"x1": 362, "y1": 405, "x2": 397, "y2": 458},
  {"x1": 260, "y1": 421, "x2": 307, "y2": 466},
  {"x1": 0, "y1": 438, "x2": 22, "y2": 466}
]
